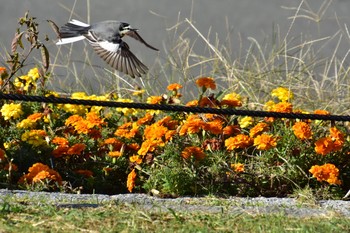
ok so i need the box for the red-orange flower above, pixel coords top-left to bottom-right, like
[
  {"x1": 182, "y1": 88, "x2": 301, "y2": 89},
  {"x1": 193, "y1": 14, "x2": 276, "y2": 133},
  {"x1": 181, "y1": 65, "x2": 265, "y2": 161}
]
[
  {"x1": 309, "y1": 163, "x2": 341, "y2": 185},
  {"x1": 127, "y1": 169, "x2": 137, "y2": 192},
  {"x1": 292, "y1": 122, "x2": 312, "y2": 140},
  {"x1": 181, "y1": 146, "x2": 206, "y2": 160},
  {"x1": 75, "y1": 169, "x2": 94, "y2": 178},
  {"x1": 195, "y1": 77, "x2": 216, "y2": 90},
  {"x1": 225, "y1": 134, "x2": 253, "y2": 150},
  {"x1": 67, "y1": 143, "x2": 86, "y2": 155},
  {"x1": 253, "y1": 134, "x2": 278, "y2": 150},
  {"x1": 52, "y1": 137, "x2": 69, "y2": 147}
]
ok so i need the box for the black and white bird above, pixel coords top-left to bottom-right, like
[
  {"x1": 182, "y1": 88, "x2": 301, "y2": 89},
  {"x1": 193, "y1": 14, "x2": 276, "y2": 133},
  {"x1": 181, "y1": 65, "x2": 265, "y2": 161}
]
[{"x1": 56, "y1": 19, "x2": 159, "y2": 78}]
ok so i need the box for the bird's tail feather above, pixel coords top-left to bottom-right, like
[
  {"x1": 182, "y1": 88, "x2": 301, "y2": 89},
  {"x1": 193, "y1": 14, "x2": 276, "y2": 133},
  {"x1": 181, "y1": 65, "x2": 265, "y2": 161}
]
[{"x1": 56, "y1": 20, "x2": 90, "y2": 45}]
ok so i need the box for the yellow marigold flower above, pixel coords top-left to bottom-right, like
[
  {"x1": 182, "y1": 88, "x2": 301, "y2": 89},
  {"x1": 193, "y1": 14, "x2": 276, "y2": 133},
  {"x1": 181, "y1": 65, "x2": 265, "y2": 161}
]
[
  {"x1": 19, "y1": 163, "x2": 62, "y2": 185},
  {"x1": 132, "y1": 89, "x2": 145, "y2": 96},
  {"x1": 181, "y1": 146, "x2": 206, "y2": 160},
  {"x1": 27, "y1": 67, "x2": 40, "y2": 80},
  {"x1": 263, "y1": 100, "x2": 276, "y2": 111},
  {"x1": 292, "y1": 122, "x2": 312, "y2": 140},
  {"x1": 249, "y1": 122, "x2": 269, "y2": 138},
  {"x1": 239, "y1": 116, "x2": 254, "y2": 129},
  {"x1": 270, "y1": 102, "x2": 293, "y2": 113},
  {"x1": 116, "y1": 98, "x2": 136, "y2": 116},
  {"x1": 167, "y1": 83, "x2": 183, "y2": 91},
  {"x1": 253, "y1": 134, "x2": 278, "y2": 150},
  {"x1": 220, "y1": 92, "x2": 242, "y2": 107},
  {"x1": 225, "y1": 134, "x2": 253, "y2": 150},
  {"x1": 75, "y1": 169, "x2": 94, "y2": 178},
  {"x1": 231, "y1": 163, "x2": 245, "y2": 173},
  {"x1": 271, "y1": 87, "x2": 293, "y2": 102},
  {"x1": 195, "y1": 77, "x2": 216, "y2": 90},
  {"x1": 127, "y1": 169, "x2": 137, "y2": 192},
  {"x1": 147, "y1": 95, "x2": 163, "y2": 104},
  {"x1": 130, "y1": 155, "x2": 142, "y2": 164},
  {"x1": 1, "y1": 103, "x2": 23, "y2": 120},
  {"x1": 309, "y1": 163, "x2": 341, "y2": 185},
  {"x1": 17, "y1": 113, "x2": 43, "y2": 129},
  {"x1": 21, "y1": 130, "x2": 47, "y2": 146}
]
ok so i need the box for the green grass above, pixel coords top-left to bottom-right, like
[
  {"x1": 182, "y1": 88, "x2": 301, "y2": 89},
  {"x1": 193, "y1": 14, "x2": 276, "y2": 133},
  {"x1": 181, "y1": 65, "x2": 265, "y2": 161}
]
[{"x1": 1, "y1": 197, "x2": 350, "y2": 233}]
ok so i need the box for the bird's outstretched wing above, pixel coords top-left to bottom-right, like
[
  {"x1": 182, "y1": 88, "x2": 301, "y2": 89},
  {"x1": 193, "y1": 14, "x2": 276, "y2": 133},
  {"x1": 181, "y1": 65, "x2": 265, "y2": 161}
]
[
  {"x1": 125, "y1": 30, "x2": 159, "y2": 51},
  {"x1": 86, "y1": 31, "x2": 148, "y2": 78}
]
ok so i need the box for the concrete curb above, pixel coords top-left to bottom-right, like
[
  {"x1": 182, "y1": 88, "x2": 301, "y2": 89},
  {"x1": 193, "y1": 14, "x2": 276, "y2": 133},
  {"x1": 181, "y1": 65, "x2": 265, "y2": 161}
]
[{"x1": 1, "y1": 189, "x2": 349, "y2": 218}]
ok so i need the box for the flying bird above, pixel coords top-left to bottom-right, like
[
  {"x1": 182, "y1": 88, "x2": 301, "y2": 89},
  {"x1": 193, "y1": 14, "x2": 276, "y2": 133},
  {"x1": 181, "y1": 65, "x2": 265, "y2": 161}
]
[{"x1": 56, "y1": 20, "x2": 159, "y2": 78}]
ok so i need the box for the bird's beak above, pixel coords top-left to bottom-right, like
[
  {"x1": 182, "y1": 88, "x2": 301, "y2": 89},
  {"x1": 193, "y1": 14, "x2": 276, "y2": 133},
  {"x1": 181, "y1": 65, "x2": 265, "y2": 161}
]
[{"x1": 130, "y1": 28, "x2": 139, "y2": 31}]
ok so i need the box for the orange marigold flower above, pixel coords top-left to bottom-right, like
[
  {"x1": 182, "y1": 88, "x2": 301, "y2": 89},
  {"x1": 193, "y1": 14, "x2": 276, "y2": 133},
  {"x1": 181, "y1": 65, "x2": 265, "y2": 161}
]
[
  {"x1": 270, "y1": 102, "x2": 293, "y2": 113},
  {"x1": 330, "y1": 127, "x2": 344, "y2": 141},
  {"x1": 147, "y1": 95, "x2": 163, "y2": 104},
  {"x1": 0, "y1": 67, "x2": 6, "y2": 73},
  {"x1": 137, "y1": 112, "x2": 154, "y2": 125},
  {"x1": 292, "y1": 122, "x2": 312, "y2": 140},
  {"x1": 75, "y1": 169, "x2": 94, "y2": 178},
  {"x1": 186, "y1": 100, "x2": 199, "y2": 107},
  {"x1": 225, "y1": 134, "x2": 253, "y2": 150},
  {"x1": 65, "y1": 115, "x2": 84, "y2": 126},
  {"x1": 19, "y1": 163, "x2": 62, "y2": 185},
  {"x1": 253, "y1": 134, "x2": 278, "y2": 150},
  {"x1": 27, "y1": 113, "x2": 42, "y2": 121},
  {"x1": 181, "y1": 146, "x2": 206, "y2": 160},
  {"x1": 179, "y1": 115, "x2": 205, "y2": 135},
  {"x1": 314, "y1": 109, "x2": 330, "y2": 115},
  {"x1": 130, "y1": 155, "x2": 142, "y2": 164},
  {"x1": 85, "y1": 111, "x2": 105, "y2": 128},
  {"x1": 195, "y1": 77, "x2": 216, "y2": 90},
  {"x1": 108, "y1": 151, "x2": 123, "y2": 157},
  {"x1": 127, "y1": 169, "x2": 137, "y2": 192},
  {"x1": 204, "y1": 121, "x2": 223, "y2": 135},
  {"x1": 104, "y1": 138, "x2": 124, "y2": 151},
  {"x1": 249, "y1": 122, "x2": 269, "y2": 138},
  {"x1": 52, "y1": 137, "x2": 69, "y2": 147},
  {"x1": 138, "y1": 139, "x2": 159, "y2": 155},
  {"x1": 198, "y1": 97, "x2": 219, "y2": 107},
  {"x1": 223, "y1": 125, "x2": 241, "y2": 136},
  {"x1": 114, "y1": 122, "x2": 139, "y2": 139},
  {"x1": 309, "y1": 163, "x2": 341, "y2": 185},
  {"x1": 315, "y1": 137, "x2": 334, "y2": 156},
  {"x1": 67, "y1": 143, "x2": 86, "y2": 155},
  {"x1": 231, "y1": 163, "x2": 244, "y2": 173},
  {"x1": 167, "y1": 83, "x2": 183, "y2": 91},
  {"x1": 220, "y1": 92, "x2": 242, "y2": 107}
]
